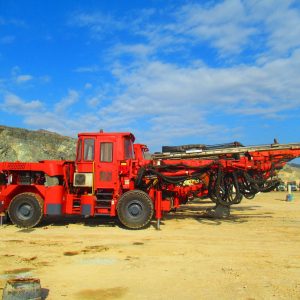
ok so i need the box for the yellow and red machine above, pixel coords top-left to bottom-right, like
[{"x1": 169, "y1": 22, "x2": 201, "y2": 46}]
[{"x1": 0, "y1": 131, "x2": 300, "y2": 229}]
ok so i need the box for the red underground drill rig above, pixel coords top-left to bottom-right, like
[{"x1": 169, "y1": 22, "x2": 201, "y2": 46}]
[{"x1": 0, "y1": 131, "x2": 300, "y2": 229}]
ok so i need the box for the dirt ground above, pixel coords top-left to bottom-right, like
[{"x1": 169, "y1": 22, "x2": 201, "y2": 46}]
[{"x1": 0, "y1": 191, "x2": 300, "y2": 300}]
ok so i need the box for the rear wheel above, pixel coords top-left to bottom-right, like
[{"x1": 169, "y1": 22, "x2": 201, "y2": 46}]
[
  {"x1": 8, "y1": 193, "x2": 43, "y2": 228},
  {"x1": 117, "y1": 190, "x2": 154, "y2": 229}
]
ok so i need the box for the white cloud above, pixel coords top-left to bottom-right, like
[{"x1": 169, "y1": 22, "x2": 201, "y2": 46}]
[
  {"x1": 16, "y1": 75, "x2": 33, "y2": 83},
  {"x1": 69, "y1": 1, "x2": 300, "y2": 60},
  {"x1": 115, "y1": 1, "x2": 300, "y2": 61},
  {"x1": 74, "y1": 65, "x2": 99, "y2": 73},
  {"x1": 39, "y1": 75, "x2": 51, "y2": 83},
  {"x1": 87, "y1": 96, "x2": 100, "y2": 107},
  {"x1": 112, "y1": 43, "x2": 154, "y2": 58},
  {"x1": 69, "y1": 11, "x2": 123, "y2": 38},
  {"x1": 84, "y1": 83, "x2": 92, "y2": 89},
  {"x1": 172, "y1": 0, "x2": 257, "y2": 55},
  {"x1": 228, "y1": 1, "x2": 300, "y2": 65},
  {"x1": 9, "y1": 67, "x2": 50, "y2": 84},
  {"x1": 55, "y1": 90, "x2": 79, "y2": 113},
  {"x1": 3, "y1": 93, "x2": 43, "y2": 113},
  {"x1": 261, "y1": 2, "x2": 300, "y2": 55},
  {"x1": 0, "y1": 91, "x2": 82, "y2": 136}
]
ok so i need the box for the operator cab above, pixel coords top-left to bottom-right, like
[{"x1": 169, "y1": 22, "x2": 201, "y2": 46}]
[{"x1": 75, "y1": 131, "x2": 135, "y2": 190}]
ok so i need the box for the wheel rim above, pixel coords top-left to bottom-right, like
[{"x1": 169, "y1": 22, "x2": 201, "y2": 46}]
[
  {"x1": 127, "y1": 201, "x2": 143, "y2": 218},
  {"x1": 16, "y1": 202, "x2": 34, "y2": 221}
]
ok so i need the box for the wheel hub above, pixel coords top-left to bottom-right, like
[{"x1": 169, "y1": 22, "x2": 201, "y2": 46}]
[
  {"x1": 128, "y1": 202, "x2": 142, "y2": 217},
  {"x1": 17, "y1": 203, "x2": 33, "y2": 220}
]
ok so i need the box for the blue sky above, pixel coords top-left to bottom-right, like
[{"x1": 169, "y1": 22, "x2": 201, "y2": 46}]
[{"x1": 0, "y1": 0, "x2": 300, "y2": 151}]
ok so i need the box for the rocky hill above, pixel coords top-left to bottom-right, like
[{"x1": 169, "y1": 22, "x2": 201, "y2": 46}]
[{"x1": 0, "y1": 125, "x2": 76, "y2": 162}]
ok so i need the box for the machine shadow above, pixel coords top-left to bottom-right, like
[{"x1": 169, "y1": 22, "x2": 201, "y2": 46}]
[
  {"x1": 160, "y1": 199, "x2": 274, "y2": 226},
  {"x1": 40, "y1": 215, "x2": 118, "y2": 228}
]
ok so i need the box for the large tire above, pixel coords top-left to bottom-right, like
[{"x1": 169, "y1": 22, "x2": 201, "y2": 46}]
[
  {"x1": 117, "y1": 190, "x2": 154, "y2": 229},
  {"x1": 8, "y1": 193, "x2": 43, "y2": 228}
]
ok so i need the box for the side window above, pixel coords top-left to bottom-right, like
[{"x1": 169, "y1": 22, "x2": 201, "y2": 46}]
[
  {"x1": 76, "y1": 139, "x2": 82, "y2": 161},
  {"x1": 100, "y1": 142, "x2": 113, "y2": 162},
  {"x1": 84, "y1": 139, "x2": 95, "y2": 161},
  {"x1": 124, "y1": 138, "x2": 134, "y2": 159}
]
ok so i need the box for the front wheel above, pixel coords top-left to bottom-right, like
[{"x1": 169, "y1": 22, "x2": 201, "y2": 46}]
[
  {"x1": 8, "y1": 193, "x2": 43, "y2": 228},
  {"x1": 117, "y1": 190, "x2": 154, "y2": 229}
]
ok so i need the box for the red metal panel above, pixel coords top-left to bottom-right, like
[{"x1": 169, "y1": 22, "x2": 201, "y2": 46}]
[
  {"x1": 0, "y1": 161, "x2": 65, "y2": 176},
  {"x1": 45, "y1": 186, "x2": 64, "y2": 204},
  {"x1": 81, "y1": 194, "x2": 96, "y2": 216},
  {"x1": 64, "y1": 194, "x2": 76, "y2": 214}
]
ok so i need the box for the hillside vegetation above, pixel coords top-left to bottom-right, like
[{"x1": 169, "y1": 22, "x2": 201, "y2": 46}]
[{"x1": 0, "y1": 125, "x2": 76, "y2": 162}]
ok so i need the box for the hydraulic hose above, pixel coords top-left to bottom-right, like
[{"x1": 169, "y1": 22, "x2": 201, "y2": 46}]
[{"x1": 135, "y1": 163, "x2": 280, "y2": 207}]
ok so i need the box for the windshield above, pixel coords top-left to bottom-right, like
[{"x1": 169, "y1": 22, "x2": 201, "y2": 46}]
[{"x1": 84, "y1": 138, "x2": 95, "y2": 161}]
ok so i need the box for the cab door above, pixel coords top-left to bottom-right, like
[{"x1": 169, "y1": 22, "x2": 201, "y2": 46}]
[{"x1": 94, "y1": 136, "x2": 116, "y2": 189}]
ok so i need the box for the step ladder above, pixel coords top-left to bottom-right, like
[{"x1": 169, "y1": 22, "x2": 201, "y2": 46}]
[{"x1": 95, "y1": 191, "x2": 113, "y2": 216}]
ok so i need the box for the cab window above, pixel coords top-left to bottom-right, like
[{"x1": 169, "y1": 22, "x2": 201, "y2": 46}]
[
  {"x1": 124, "y1": 138, "x2": 134, "y2": 159},
  {"x1": 100, "y1": 142, "x2": 113, "y2": 162},
  {"x1": 84, "y1": 138, "x2": 95, "y2": 161},
  {"x1": 76, "y1": 139, "x2": 82, "y2": 161}
]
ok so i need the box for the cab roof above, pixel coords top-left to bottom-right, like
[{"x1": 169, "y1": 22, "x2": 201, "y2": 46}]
[{"x1": 78, "y1": 131, "x2": 135, "y2": 142}]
